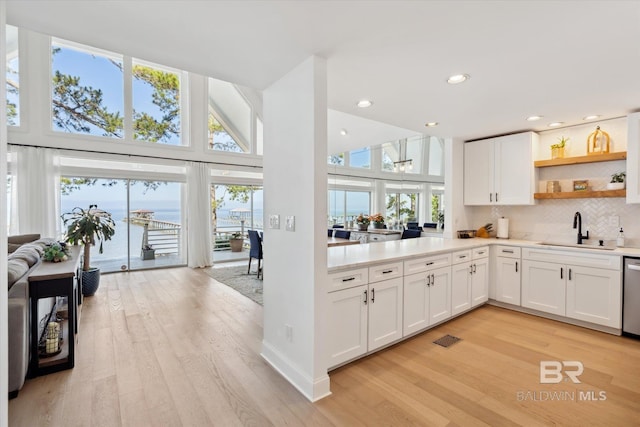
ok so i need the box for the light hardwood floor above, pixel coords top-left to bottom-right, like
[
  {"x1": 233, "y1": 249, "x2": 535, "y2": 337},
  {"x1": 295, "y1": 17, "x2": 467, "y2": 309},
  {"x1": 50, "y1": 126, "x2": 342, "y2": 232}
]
[{"x1": 9, "y1": 267, "x2": 640, "y2": 426}]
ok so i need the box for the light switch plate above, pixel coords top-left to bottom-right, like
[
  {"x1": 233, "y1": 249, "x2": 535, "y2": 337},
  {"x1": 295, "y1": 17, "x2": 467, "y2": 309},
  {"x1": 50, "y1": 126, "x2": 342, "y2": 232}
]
[
  {"x1": 269, "y1": 214, "x2": 280, "y2": 229},
  {"x1": 286, "y1": 215, "x2": 295, "y2": 232}
]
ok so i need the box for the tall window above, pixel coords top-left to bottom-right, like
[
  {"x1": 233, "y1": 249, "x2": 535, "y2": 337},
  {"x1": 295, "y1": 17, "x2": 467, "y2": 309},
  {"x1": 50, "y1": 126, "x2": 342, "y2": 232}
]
[
  {"x1": 51, "y1": 38, "x2": 184, "y2": 145},
  {"x1": 328, "y1": 153, "x2": 345, "y2": 166},
  {"x1": 328, "y1": 190, "x2": 370, "y2": 225},
  {"x1": 208, "y1": 77, "x2": 252, "y2": 153},
  {"x1": 5, "y1": 25, "x2": 19, "y2": 126},
  {"x1": 349, "y1": 147, "x2": 370, "y2": 169},
  {"x1": 386, "y1": 192, "x2": 419, "y2": 227}
]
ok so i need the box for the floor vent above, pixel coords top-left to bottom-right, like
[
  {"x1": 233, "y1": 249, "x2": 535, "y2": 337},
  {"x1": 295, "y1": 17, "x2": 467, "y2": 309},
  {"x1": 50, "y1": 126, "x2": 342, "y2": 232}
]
[{"x1": 433, "y1": 334, "x2": 462, "y2": 348}]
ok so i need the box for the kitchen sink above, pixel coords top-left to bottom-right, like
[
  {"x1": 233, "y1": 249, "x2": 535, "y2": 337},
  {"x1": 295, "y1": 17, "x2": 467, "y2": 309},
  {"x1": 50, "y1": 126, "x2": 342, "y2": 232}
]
[{"x1": 538, "y1": 241, "x2": 617, "y2": 251}]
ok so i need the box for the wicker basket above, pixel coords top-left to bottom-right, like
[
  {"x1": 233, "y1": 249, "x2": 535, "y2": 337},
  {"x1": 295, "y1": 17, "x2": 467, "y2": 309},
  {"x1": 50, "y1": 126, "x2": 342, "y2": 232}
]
[{"x1": 457, "y1": 230, "x2": 477, "y2": 239}]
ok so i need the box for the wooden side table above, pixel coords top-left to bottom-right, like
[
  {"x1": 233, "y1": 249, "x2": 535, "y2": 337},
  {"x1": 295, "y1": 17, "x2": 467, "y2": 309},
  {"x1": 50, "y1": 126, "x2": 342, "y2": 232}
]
[{"x1": 28, "y1": 246, "x2": 82, "y2": 377}]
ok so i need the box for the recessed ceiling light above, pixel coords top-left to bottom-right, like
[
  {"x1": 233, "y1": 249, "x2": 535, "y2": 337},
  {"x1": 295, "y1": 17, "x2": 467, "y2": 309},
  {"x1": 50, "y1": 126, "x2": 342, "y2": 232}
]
[
  {"x1": 357, "y1": 99, "x2": 373, "y2": 108},
  {"x1": 583, "y1": 115, "x2": 601, "y2": 121},
  {"x1": 447, "y1": 74, "x2": 470, "y2": 84},
  {"x1": 548, "y1": 122, "x2": 564, "y2": 127},
  {"x1": 526, "y1": 115, "x2": 543, "y2": 121},
  {"x1": 340, "y1": 129, "x2": 348, "y2": 136},
  {"x1": 425, "y1": 122, "x2": 439, "y2": 127}
]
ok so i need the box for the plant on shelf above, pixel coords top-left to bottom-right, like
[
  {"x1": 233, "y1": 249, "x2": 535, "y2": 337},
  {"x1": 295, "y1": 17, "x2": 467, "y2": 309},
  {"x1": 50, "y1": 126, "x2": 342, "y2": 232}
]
[
  {"x1": 607, "y1": 171, "x2": 626, "y2": 190},
  {"x1": 43, "y1": 242, "x2": 70, "y2": 263},
  {"x1": 61, "y1": 205, "x2": 115, "y2": 296},
  {"x1": 370, "y1": 213, "x2": 385, "y2": 228},
  {"x1": 229, "y1": 231, "x2": 244, "y2": 252},
  {"x1": 550, "y1": 136, "x2": 568, "y2": 159}
]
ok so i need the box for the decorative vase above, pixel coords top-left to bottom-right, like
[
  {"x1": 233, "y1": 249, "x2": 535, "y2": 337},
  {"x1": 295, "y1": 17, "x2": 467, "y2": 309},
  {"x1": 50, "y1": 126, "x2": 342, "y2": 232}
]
[
  {"x1": 551, "y1": 146, "x2": 564, "y2": 159},
  {"x1": 373, "y1": 222, "x2": 384, "y2": 229},
  {"x1": 606, "y1": 182, "x2": 625, "y2": 190},
  {"x1": 357, "y1": 223, "x2": 368, "y2": 231},
  {"x1": 587, "y1": 126, "x2": 610, "y2": 155},
  {"x1": 229, "y1": 238, "x2": 244, "y2": 252},
  {"x1": 82, "y1": 268, "x2": 101, "y2": 296}
]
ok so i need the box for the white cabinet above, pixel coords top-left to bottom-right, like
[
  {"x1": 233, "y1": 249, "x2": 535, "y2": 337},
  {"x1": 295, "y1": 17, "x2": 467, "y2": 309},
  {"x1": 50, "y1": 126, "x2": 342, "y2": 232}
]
[
  {"x1": 403, "y1": 266, "x2": 451, "y2": 336},
  {"x1": 566, "y1": 265, "x2": 621, "y2": 328},
  {"x1": 495, "y1": 246, "x2": 522, "y2": 305},
  {"x1": 327, "y1": 284, "x2": 368, "y2": 367},
  {"x1": 367, "y1": 277, "x2": 404, "y2": 351},
  {"x1": 464, "y1": 132, "x2": 538, "y2": 205},
  {"x1": 522, "y1": 248, "x2": 621, "y2": 327},
  {"x1": 368, "y1": 232, "x2": 401, "y2": 242},
  {"x1": 450, "y1": 247, "x2": 488, "y2": 314},
  {"x1": 521, "y1": 260, "x2": 566, "y2": 316}
]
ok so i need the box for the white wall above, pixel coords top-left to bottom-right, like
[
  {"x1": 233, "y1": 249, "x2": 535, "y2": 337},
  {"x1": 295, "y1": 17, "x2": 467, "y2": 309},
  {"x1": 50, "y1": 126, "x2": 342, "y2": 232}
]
[
  {"x1": 261, "y1": 56, "x2": 330, "y2": 401},
  {"x1": 1, "y1": 3, "x2": 9, "y2": 425}
]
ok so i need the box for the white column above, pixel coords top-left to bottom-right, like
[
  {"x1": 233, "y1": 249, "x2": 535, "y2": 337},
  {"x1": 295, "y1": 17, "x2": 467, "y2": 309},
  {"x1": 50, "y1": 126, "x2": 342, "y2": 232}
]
[
  {"x1": 1, "y1": 3, "x2": 9, "y2": 425},
  {"x1": 444, "y1": 137, "x2": 469, "y2": 238},
  {"x1": 261, "y1": 56, "x2": 330, "y2": 401}
]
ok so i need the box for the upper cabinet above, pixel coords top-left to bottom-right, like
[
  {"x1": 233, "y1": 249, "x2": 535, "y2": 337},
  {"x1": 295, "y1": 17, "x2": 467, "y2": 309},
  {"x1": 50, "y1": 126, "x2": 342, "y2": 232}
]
[
  {"x1": 627, "y1": 112, "x2": 640, "y2": 204},
  {"x1": 464, "y1": 132, "x2": 538, "y2": 206}
]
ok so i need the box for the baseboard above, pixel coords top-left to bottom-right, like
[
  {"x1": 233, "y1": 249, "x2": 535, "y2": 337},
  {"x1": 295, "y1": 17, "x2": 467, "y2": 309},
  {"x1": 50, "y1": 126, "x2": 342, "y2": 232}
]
[{"x1": 261, "y1": 341, "x2": 331, "y2": 402}]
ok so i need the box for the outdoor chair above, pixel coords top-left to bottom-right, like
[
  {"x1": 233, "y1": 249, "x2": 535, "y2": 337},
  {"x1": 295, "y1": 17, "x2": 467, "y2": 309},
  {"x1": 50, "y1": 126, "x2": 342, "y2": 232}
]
[{"x1": 247, "y1": 230, "x2": 263, "y2": 279}]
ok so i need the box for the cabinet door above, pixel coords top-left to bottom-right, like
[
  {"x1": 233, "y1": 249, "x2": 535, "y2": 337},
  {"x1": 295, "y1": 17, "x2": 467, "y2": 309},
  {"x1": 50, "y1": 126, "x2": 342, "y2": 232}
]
[
  {"x1": 368, "y1": 278, "x2": 403, "y2": 351},
  {"x1": 403, "y1": 272, "x2": 429, "y2": 336},
  {"x1": 496, "y1": 256, "x2": 521, "y2": 305},
  {"x1": 494, "y1": 132, "x2": 536, "y2": 205},
  {"x1": 522, "y1": 260, "x2": 566, "y2": 316},
  {"x1": 429, "y1": 266, "x2": 452, "y2": 325},
  {"x1": 451, "y1": 262, "x2": 471, "y2": 315},
  {"x1": 464, "y1": 139, "x2": 494, "y2": 205},
  {"x1": 327, "y1": 285, "x2": 368, "y2": 367},
  {"x1": 471, "y1": 258, "x2": 489, "y2": 307},
  {"x1": 566, "y1": 265, "x2": 621, "y2": 328}
]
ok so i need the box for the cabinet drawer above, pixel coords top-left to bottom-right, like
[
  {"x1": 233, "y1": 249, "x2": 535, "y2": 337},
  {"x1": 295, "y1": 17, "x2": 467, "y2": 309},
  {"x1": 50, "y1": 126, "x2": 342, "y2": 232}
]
[
  {"x1": 327, "y1": 267, "x2": 369, "y2": 292},
  {"x1": 472, "y1": 246, "x2": 489, "y2": 259},
  {"x1": 495, "y1": 245, "x2": 521, "y2": 258},
  {"x1": 404, "y1": 253, "x2": 451, "y2": 275},
  {"x1": 522, "y1": 247, "x2": 620, "y2": 271},
  {"x1": 452, "y1": 250, "x2": 472, "y2": 265},
  {"x1": 369, "y1": 262, "x2": 403, "y2": 283}
]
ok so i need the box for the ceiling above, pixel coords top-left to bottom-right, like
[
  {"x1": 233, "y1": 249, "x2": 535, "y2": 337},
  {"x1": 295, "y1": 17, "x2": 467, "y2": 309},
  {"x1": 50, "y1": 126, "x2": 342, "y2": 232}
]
[{"x1": 6, "y1": 1, "x2": 640, "y2": 153}]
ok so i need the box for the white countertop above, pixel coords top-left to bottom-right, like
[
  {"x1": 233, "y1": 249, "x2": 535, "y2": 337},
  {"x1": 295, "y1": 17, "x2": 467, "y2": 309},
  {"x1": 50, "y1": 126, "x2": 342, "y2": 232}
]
[{"x1": 327, "y1": 237, "x2": 640, "y2": 272}]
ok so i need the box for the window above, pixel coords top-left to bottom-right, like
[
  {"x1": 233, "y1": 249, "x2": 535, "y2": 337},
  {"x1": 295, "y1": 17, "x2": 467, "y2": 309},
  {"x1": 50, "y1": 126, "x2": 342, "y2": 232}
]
[
  {"x1": 428, "y1": 136, "x2": 444, "y2": 176},
  {"x1": 382, "y1": 138, "x2": 423, "y2": 174},
  {"x1": 386, "y1": 191, "x2": 419, "y2": 227},
  {"x1": 208, "y1": 77, "x2": 252, "y2": 153},
  {"x1": 6, "y1": 25, "x2": 19, "y2": 126},
  {"x1": 328, "y1": 153, "x2": 345, "y2": 166},
  {"x1": 381, "y1": 142, "x2": 399, "y2": 171},
  {"x1": 52, "y1": 39, "x2": 124, "y2": 138},
  {"x1": 349, "y1": 147, "x2": 370, "y2": 169},
  {"x1": 132, "y1": 59, "x2": 182, "y2": 145},
  {"x1": 430, "y1": 185, "x2": 445, "y2": 225},
  {"x1": 405, "y1": 136, "x2": 423, "y2": 175},
  {"x1": 328, "y1": 190, "x2": 370, "y2": 226}
]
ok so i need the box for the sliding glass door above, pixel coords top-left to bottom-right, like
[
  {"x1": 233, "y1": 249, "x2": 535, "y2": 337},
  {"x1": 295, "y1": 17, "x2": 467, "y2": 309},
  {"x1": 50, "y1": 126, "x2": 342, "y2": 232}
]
[{"x1": 60, "y1": 177, "x2": 185, "y2": 272}]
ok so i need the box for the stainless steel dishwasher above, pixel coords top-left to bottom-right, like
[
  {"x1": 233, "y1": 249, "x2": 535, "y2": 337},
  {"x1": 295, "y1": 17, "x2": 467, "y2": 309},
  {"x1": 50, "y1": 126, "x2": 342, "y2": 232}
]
[{"x1": 623, "y1": 257, "x2": 640, "y2": 337}]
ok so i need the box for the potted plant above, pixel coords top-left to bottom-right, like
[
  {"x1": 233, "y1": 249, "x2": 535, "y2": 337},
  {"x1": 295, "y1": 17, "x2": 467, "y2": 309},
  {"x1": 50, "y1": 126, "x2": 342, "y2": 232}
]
[
  {"x1": 550, "y1": 136, "x2": 568, "y2": 159},
  {"x1": 370, "y1": 213, "x2": 385, "y2": 229},
  {"x1": 607, "y1": 172, "x2": 626, "y2": 190},
  {"x1": 43, "y1": 242, "x2": 70, "y2": 263},
  {"x1": 229, "y1": 232, "x2": 244, "y2": 252},
  {"x1": 61, "y1": 205, "x2": 115, "y2": 296},
  {"x1": 356, "y1": 213, "x2": 370, "y2": 231}
]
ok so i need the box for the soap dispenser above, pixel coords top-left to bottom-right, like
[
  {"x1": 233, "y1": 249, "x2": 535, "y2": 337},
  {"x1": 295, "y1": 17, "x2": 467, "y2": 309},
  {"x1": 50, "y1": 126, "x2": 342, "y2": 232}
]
[{"x1": 617, "y1": 228, "x2": 625, "y2": 247}]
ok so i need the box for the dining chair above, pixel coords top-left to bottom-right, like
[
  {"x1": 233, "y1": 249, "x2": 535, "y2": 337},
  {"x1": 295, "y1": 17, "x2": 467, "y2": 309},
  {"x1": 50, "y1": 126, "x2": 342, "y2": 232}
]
[
  {"x1": 247, "y1": 230, "x2": 263, "y2": 279},
  {"x1": 332, "y1": 224, "x2": 344, "y2": 229},
  {"x1": 401, "y1": 229, "x2": 422, "y2": 239},
  {"x1": 328, "y1": 229, "x2": 334, "y2": 237},
  {"x1": 334, "y1": 230, "x2": 351, "y2": 239}
]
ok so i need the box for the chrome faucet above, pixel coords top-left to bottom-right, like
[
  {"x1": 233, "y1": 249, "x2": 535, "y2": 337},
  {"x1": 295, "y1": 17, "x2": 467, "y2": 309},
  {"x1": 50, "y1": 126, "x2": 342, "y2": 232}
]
[{"x1": 573, "y1": 212, "x2": 589, "y2": 244}]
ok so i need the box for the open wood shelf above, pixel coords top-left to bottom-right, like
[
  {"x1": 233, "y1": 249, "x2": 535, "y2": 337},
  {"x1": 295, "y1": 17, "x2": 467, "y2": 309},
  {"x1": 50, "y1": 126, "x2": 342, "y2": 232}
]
[
  {"x1": 534, "y1": 151, "x2": 627, "y2": 168},
  {"x1": 534, "y1": 189, "x2": 626, "y2": 199}
]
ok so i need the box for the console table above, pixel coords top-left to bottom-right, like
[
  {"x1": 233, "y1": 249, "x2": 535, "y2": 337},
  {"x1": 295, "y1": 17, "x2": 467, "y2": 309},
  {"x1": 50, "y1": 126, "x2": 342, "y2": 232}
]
[{"x1": 28, "y1": 246, "x2": 82, "y2": 377}]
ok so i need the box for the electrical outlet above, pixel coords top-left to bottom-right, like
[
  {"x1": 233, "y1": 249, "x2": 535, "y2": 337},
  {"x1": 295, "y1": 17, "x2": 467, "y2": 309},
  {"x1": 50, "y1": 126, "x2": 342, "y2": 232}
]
[
  {"x1": 609, "y1": 215, "x2": 619, "y2": 227},
  {"x1": 269, "y1": 214, "x2": 280, "y2": 229},
  {"x1": 285, "y1": 216, "x2": 295, "y2": 232}
]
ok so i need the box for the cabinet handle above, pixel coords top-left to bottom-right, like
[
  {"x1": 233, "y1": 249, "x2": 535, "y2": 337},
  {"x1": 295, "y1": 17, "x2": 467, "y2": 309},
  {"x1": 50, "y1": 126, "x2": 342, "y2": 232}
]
[
  {"x1": 342, "y1": 277, "x2": 355, "y2": 282},
  {"x1": 382, "y1": 269, "x2": 394, "y2": 274},
  {"x1": 489, "y1": 193, "x2": 493, "y2": 202},
  {"x1": 569, "y1": 268, "x2": 572, "y2": 281},
  {"x1": 473, "y1": 264, "x2": 477, "y2": 273},
  {"x1": 363, "y1": 290, "x2": 368, "y2": 305},
  {"x1": 560, "y1": 267, "x2": 563, "y2": 279},
  {"x1": 431, "y1": 274, "x2": 435, "y2": 285},
  {"x1": 371, "y1": 288, "x2": 375, "y2": 303},
  {"x1": 426, "y1": 274, "x2": 431, "y2": 286},
  {"x1": 469, "y1": 265, "x2": 473, "y2": 275},
  {"x1": 515, "y1": 261, "x2": 518, "y2": 273},
  {"x1": 496, "y1": 193, "x2": 499, "y2": 202},
  {"x1": 459, "y1": 255, "x2": 467, "y2": 260},
  {"x1": 502, "y1": 249, "x2": 514, "y2": 254},
  {"x1": 477, "y1": 251, "x2": 486, "y2": 255},
  {"x1": 425, "y1": 261, "x2": 434, "y2": 266}
]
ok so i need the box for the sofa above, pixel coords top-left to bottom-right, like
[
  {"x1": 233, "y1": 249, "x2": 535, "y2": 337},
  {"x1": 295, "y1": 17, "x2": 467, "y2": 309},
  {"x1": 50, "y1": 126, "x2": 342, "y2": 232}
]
[{"x1": 7, "y1": 234, "x2": 56, "y2": 398}]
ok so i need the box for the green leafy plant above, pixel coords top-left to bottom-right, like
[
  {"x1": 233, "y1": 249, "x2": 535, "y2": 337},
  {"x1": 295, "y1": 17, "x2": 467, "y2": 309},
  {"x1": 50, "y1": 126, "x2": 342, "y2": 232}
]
[
  {"x1": 230, "y1": 232, "x2": 244, "y2": 239},
  {"x1": 611, "y1": 172, "x2": 626, "y2": 183},
  {"x1": 43, "y1": 242, "x2": 70, "y2": 263},
  {"x1": 61, "y1": 205, "x2": 116, "y2": 271},
  {"x1": 551, "y1": 136, "x2": 569, "y2": 149}
]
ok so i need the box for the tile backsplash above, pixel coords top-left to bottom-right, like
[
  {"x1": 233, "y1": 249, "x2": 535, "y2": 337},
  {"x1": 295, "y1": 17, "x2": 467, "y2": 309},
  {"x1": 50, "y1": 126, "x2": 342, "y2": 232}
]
[{"x1": 467, "y1": 198, "x2": 640, "y2": 248}]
